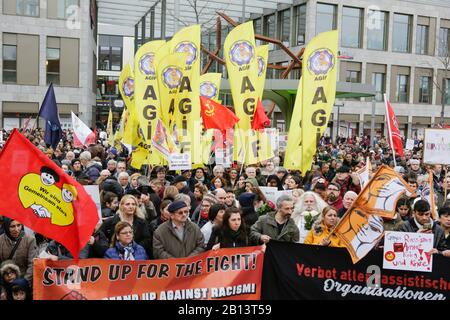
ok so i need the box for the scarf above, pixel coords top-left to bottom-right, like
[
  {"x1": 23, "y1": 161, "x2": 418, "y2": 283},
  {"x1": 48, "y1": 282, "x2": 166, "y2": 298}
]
[{"x1": 118, "y1": 242, "x2": 135, "y2": 260}]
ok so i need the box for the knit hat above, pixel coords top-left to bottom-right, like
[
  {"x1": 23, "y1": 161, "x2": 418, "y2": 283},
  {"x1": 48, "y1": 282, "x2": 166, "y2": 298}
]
[
  {"x1": 244, "y1": 177, "x2": 259, "y2": 187},
  {"x1": 202, "y1": 193, "x2": 218, "y2": 205},
  {"x1": 167, "y1": 200, "x2": 188, "y2": 213}
]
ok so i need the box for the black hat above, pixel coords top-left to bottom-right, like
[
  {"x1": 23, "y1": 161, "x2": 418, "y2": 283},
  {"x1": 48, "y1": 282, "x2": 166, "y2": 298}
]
[
  {"x1": 172, "y1": 175, "x2": 187, "y2": 185},
  {"x1": 336, "y1": 166, "x2": 350, "y2": 173},
  {"x1": 168, "y1": 200, "x2": 188, "y2": 213},
  {"x1": 137, "y1": 185, "x2": 151, "y2": 195}
]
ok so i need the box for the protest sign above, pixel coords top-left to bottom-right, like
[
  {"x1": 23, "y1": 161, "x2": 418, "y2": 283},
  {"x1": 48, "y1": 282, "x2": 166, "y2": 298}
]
[
  {"x1": 423, "y1": 128, "x2": 450, "y2": 164},
  {"x1": 405, "y1": 139, "x2": 414, "y2": 150},
  {"x1": 383, "y1": 231, "x2": 434, "y2": 272},
  {"x1": 169, "y1": 153, "x2": 192, "y2": 170},
  {"x1": 259, "y1": 187, "x2": 292, "y2": 204},
  {"x1": 34, "y1": 246, "x2": 264, "y2": 300}
]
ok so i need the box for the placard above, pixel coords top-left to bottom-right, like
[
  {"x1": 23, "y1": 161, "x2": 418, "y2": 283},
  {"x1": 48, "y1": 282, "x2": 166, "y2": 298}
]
[
  {"x1": 423, "y1": 128, "x2": 450, "y2": 164},
  {"x1": 405, "y1": 139, "x2": 414, "y2": 150},
  {"x1": 259, "y1": 187, "x2": 293, "y2": 204},
  {"x1": 169, "y1": 153, "x2": 192, "y2": 170},
  {"x1": 383, "y1": 231, "x2": 434, "y2": 272}
]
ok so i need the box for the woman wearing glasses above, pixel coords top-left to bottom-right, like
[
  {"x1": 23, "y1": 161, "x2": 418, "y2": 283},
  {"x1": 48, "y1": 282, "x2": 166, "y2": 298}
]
[{"x1": 104, "y1": 221, "x2": 149, "y2": 260}]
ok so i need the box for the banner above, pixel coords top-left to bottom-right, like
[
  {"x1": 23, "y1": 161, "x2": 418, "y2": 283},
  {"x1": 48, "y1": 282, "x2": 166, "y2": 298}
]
[
  {"x1": 200, "y1": 73, "x2": 221, "y2": 102},
  {"x1": 284, "y1": 77, "x2": 303, "y2": 170},
  {"x1": 261, "y1": 241, "x2": 450, "y2": 300},
  {"x1": 33, "y1": 246, "x2": 264, "y2": 300},
  {"x1": 170, "y1": 25, "x2": 202, "y2": 165},
  {"x1": 423, "y1": 128, "x2": 450, "y2": 164},
  {"x1": 299, "y1": 30, "x2": 338, "y2": 174},
  {"x1": 134, "y1": 40, "x2": 167, "y2": 165}
]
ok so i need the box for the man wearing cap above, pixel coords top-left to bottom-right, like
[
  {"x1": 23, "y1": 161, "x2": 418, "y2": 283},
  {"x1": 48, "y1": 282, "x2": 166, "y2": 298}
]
[
  {"x1": 331, "y1": 165, "x2": 361, "y2": 199},
  {"x1": 172, "y1": 175, "x2": 196, "y2": 211},
  {"x1": 153, "y1": 201, "x2": 205, "y2": 259}
]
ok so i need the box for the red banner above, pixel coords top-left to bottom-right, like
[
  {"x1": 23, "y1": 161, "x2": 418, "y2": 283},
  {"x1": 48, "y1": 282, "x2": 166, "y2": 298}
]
[
  {"x1": 33, "y1": 246, "x2": 264, "y2": 300},
  {"x1": 384, "y1": 94, "x2": 404, "y2": 157}
]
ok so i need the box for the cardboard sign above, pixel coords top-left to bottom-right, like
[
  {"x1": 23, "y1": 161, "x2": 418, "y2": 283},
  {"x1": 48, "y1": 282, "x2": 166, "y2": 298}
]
[
  {"x1": 405, "y1": 139, "x2": 414, "y2": 150},
  {"x1": 383, "y1": 231, "x2": 434, "y2": 273},
  {"x1": 259, "y1": 187, "x2": 293, "y2": 204},
  {"x1": 215, "y1": 148, "x2": 232, "y2": 168},
  {"x1": 423, "y1": 128, "x2": 450, "y2": 164},
  {"x1": 169, "y1": 153, "x2": 192, "y2": 170}
]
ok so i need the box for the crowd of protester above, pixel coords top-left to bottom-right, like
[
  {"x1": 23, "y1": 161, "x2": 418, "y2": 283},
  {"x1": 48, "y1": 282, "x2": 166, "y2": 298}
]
[{"x1": 0, "y1": 127, "x2": 449, "y2": 300}]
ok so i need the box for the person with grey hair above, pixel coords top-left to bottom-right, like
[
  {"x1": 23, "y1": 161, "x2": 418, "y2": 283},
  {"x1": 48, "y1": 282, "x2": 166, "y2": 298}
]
[
  {"x1": 64, "y1": 151, "x2": 75, "y2": 162},
  {"x1": 118, "y1": 171, "x2": 131, "y2": 194},
  {"x1": 106, "y1": 159, "x2": 117, "y2": 176},
  {"x1": 250, "y1": 195, "x2": 299, "y2": 245},
  {"x1": 80, "y1": 151, "x2": 101, "y2": 183},
  {"x1": 212, "y1": 165, "x2": 225, "y2": 179}
]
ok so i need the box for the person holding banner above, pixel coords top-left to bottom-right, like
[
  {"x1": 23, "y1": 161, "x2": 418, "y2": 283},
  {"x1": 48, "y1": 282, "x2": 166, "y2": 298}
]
[
  {"x1": 207, "y1": 207, "x2": 250, "y2": 250},
  {"x1": 104, "y1": 221, "x2": 148, "y2": 260},
  {"x1": 304, "y1": 206, "x2": 343, "y2": 247},
  {"x1": 153, "y1": 201, "x2": 205, "y2": 259}
]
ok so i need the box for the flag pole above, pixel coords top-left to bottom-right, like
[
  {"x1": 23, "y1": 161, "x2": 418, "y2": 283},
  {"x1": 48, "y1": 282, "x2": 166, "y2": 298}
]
[
  {"x1": 444, "y1": 165, "x2": 448, "y2": 201},
  {"x1": 384, "y1": 93, "x2": 397, "y2": 167}
]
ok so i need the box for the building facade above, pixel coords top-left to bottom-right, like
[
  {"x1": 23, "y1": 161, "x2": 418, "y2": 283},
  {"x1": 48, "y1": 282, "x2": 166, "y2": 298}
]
[
  {"x1": 0, "y1": 0, "x2": 98, "y2": 130},
  {"x1": 242, "y1": 0, "x2": 450, "y2": 139}
]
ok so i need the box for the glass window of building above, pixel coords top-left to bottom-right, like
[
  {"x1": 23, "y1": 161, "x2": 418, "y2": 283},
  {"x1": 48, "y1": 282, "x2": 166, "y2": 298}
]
[
  {"x1": 253, "y1": 18, "x2": 262, "y2": 35},
  {"x1": 396, "y1": 74, "x2": 409, "y2": 102},
  {"x1": 367, "y1": 10, "x2": 387, "y2": 50},
  {"x1": 316, "y1": 3, "x2": 337, "y2": 35},
  {"x1": 16, "y1": 0, "x2": 39, "y2": 17},
  {"x1": 419, "y1": 76, "x2": 431, "y2": 103},
  {"x1": 393, "y1": 14, "x2": 412, "y2": 53},
  {"x1": 47, "y1": 46, "x2": 60, "y2": 85},
  {"x1": 445, "y1": 79, "x2": 450, "y2": 104},
  {"x1": 264, "y1": 14, "x2": 276, "y2": 38},
  {"x1": 341, "y1": 7, "x2": 363, "y2": 48},
  {"x1": 56, "y1": 0, "x2": 79, "y2": 19},
  {"x1": 372, "y1": 73, "x2": 385, "y2": 102},
  {"x1": 346, "y1": 70, "x2": 360, "y2": 83},
  {"x1": 279, "y1": 9, "x2": 291, "y2": 46},
  {"x1": 439, "y1": 27, "x2": 450, "y2": 57},
  {"x1": 2, "y1": 45, "x2": 17, "y2": 83},
  {"x1": 295, "y1": 4, "x2": 306, "y2": 46},
  {"x1": 98, "y1": 35, "x2": 123, "y2": 71},
  {"x1": 416, "y1": 25, "x2": 429, "y2": 55}
]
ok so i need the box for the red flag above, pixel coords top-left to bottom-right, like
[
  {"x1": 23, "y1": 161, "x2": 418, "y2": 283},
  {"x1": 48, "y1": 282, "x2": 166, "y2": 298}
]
[
  {"x1": 252, "y1": 99, "x2": 270, "y2": 130},
  {"x1": 0, "y1": 129, "x2": 99, "y2": 258},
  {"x1": 384, "y1": 94, "x2": 404, "y2": 158},
  {"x1": 200, "y1": 96, "x2": 240, "y2": 132}
]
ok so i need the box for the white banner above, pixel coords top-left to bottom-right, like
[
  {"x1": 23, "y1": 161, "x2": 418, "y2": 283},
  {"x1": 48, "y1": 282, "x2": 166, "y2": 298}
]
[
  {"x1": 259, "y1": 187, "x2": 292, "y2": 205},
  {"x1": 83, "y1": 185, "x2": 102, "y2": 221},
  {"x1": 423, "y1": 129, "x2": 450, "y2": 164},
  {"x1": 383, "y1": 231, "x2": 434, "y2": 273},
  {"x1": 169, "y1": 153, "x2": 192, "y2": 171}
]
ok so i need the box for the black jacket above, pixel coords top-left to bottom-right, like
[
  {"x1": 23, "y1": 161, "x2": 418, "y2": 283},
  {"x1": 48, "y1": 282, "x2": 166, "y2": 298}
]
[
  {"x1": 396, "y1": 218, "x2": 447, "y2": 251},
  {"x1": 206, "y1": 226, "x2": 249, "y2": 250}
]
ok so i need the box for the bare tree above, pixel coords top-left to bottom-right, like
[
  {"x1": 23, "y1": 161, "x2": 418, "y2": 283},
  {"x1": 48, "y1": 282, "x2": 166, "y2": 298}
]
[{"x1": 433, "y1": 36, "x2": 450, "y2": 125}]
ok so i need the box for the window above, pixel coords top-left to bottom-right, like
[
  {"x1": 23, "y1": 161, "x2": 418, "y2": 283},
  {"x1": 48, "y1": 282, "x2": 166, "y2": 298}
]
[
  {"x1": 316, "y1": 3, "x2": 337, "y2": 35},
  {"x1": 16, "y1": 0, "x2": 39, "y2": 17},
  {"x1": 295, "y1": 4, "x2": 306, "y2": 45},
  {"x1": 372, "y1": 73, "x2": 385, "y2": 102},
  {"x1": 56, "y1": 0, "x2": 79, "y2": 19},
  {"x1": 346, "y1": 70, "x2": 360, "y2": 83},
  {"x1": 416, "y1": 25, "x2": 429, "y2": 55},
  {"x1": 341, "y1": 7, "x2": 363, "y2": 48},
  {"x1": 445, "y1": 79, "x2": 450, "y2": 104},
  {"x1": 253, "y1": 18, "x2": 262, "y2": 35},
  {"x1": 279, "y1": 9, "x2": 291, "y2": 46},
  {"x1": 264, "y1": 14, "x2": 276, "y2": 38},
  {"x1": 396, "y1": 74, "x2": 409, "y2": 102},
  {"x1": 439, "y1": 27, "x2": 450, "y2": 57},
  {"x1": 393, "y1": 14, "x2": 412, "y2": 53},
  {"x1": 2, "y1": 45, "x2": 17, "y2": 83},
  {"x1": 367, "y1": 10, "x2": 387, "y2": 50},
  {"x1": 47, "y1": 47, "x2": 60, "y2": 85},
  {"x1": 98, "y1": 35, "x2": 123, "y2": 71},
  {"x1": 419, "y1": 76, "x2": 431, "y2": 103}
]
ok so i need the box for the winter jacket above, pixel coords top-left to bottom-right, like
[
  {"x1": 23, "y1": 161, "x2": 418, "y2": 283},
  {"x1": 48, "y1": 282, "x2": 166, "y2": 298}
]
[
  {"x1": 46, "y1": 240, "x2": 90, "y2": 259},
  {"x1": 83, "y1": 162, "x2": 102, "y2": 182},
  {"x1": 206, "y1": 226, "x2": 249, "y2": 250},
  {"x1": 250, "y1": 211, "x2": 299, "y2": 245},
  {"x1": 104, "y1": 241, "x2": 148, "y2": 260},
  {"x1": 304, "y1": 223, "x2": 344, "y2": 247},
  {"x1": 101, "y1": 176, "x2": 123, "y2": 198},
  {"x1": 238, "y1": 193, "x2": 258, "y2": 228},
  {"x1": 88, "y1": 229, "x2": 110, "y2": 258},
  {"x1": 0, "y1": 233, "x2": 37, "y2": 282},
  {"x1": 153, "y1": 220, "x2": 204, "y2": 259}
]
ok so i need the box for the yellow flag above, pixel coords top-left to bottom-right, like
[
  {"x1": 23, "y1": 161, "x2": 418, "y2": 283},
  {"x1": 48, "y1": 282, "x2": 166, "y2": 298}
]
[
  {"x1": 224, "y1": 21, "x2": 260, "y2": 164},
  {"x1": 170, "y1": 25, "x2": 202, "y2": 165},
  {"x1": 118, "y1": 63, "x2": 142, "y2": 147},
  {"x1": 255, "y1": 45, "x2": 268, "y2": 98},
  {"x1": 106, "y1": 107, "x2": 114, "y2": 147},
  {"x1": 200, "y1": 73, "x2": 222, "y2": 102},
  {"x1": 134, "y1": 40, "x2": 167, "y2": 165},
  {"x1": 113, "y1": 107, "x2": 127, "y2": 152},
  {"x1": 301, "y1": 30, "x2": 338, "y2": 173},
  {"x1": 284, "y1": 77, "x2": 303, "y2": 170}
]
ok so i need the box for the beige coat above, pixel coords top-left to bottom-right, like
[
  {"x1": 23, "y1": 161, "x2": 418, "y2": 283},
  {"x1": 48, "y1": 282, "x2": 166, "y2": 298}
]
[{"x1": 0, "y1": 234, "x2": 37, "y2": 282}]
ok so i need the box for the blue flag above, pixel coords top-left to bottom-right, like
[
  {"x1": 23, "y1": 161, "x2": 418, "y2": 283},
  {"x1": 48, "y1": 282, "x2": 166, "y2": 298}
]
[{"x1": 39, "y1": 83, "x2": 61, "y2": 149}]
